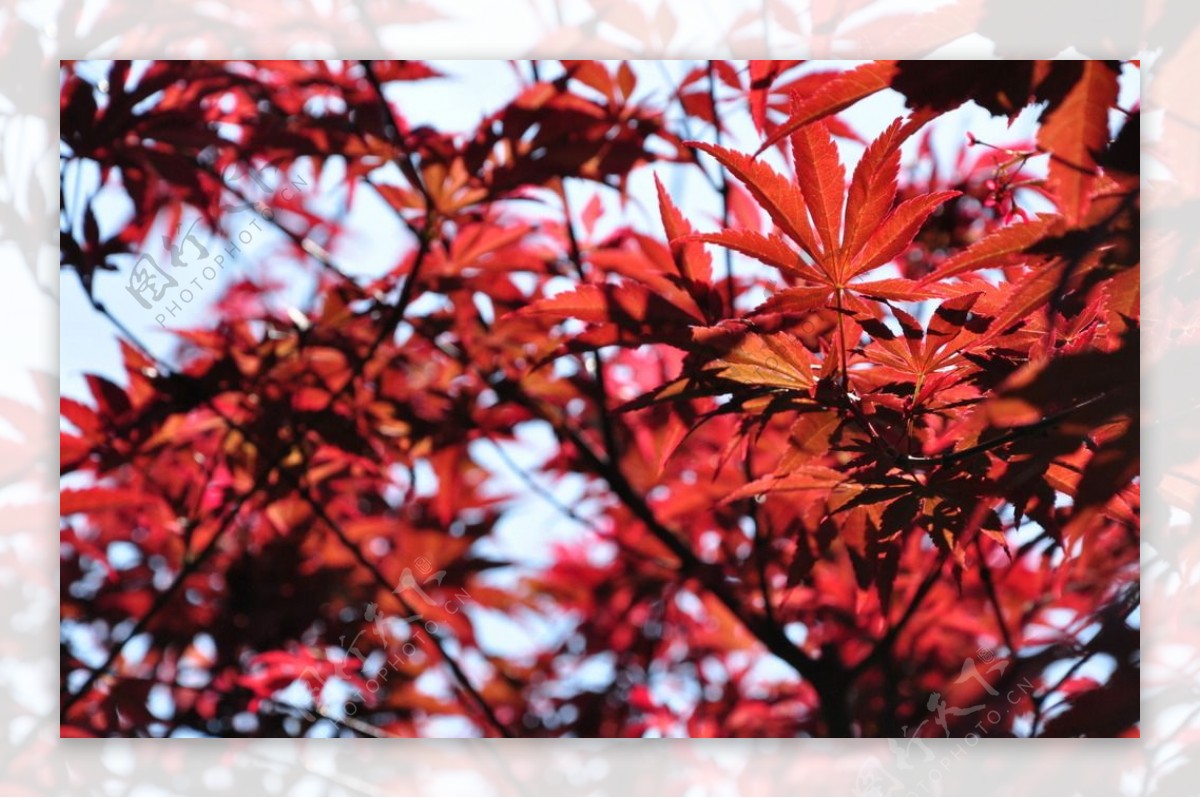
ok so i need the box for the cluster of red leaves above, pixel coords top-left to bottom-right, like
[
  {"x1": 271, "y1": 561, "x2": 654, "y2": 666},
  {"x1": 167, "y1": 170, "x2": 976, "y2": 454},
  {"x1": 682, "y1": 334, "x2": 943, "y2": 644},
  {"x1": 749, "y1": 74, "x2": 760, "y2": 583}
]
[{"x1": 60, "y1": 59, "x2": 1138, "y2": 738}]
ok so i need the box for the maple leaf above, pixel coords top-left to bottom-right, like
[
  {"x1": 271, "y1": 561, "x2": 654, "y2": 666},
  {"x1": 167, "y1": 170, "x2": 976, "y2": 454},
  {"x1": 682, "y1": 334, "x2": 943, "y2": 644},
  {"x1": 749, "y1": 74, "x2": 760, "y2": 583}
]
[
  {"x1": 1037, "y1": 61, "x2": 1120, "y2": 225},
  {"x1": 921, "y1": 215, "x2": 1064, "y2": 284},
  {"x1": 699, "y1": 325, "x2": 817, "y2": 392},
  {"x1": 858, "y1": 292, "x2": 991, "y2": 399},
  {"x1": 619, "y1": 322, "x2": 818, "y2": 413},
  {"x1": 61, "y1": 486, "x2": 158, "y2": 515},
  {"x1": 746, "y1": 60, "x2": 805, "y2": 132},
  {"x1": 756, "y1": 61, "x2": 899, "y2": 154},
  {"x1": 687, "y1": 118, "x2": 959, "y2": 319},
  {"x1": 513, "y1": 176, "x2": 722, "y2": 351}
]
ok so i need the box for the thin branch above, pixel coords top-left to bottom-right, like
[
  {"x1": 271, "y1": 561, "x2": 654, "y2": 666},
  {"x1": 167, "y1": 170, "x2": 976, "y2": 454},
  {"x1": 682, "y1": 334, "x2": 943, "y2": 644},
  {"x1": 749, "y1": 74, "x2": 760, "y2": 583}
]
[
  {"x1": 652, "y1": 61, "x2": 723, "y2": 194},
  {"x1": 560, "y1": 185, "x2": 620, "y2": 463},
  {"x1": 85, "y1": 291, "x2": 174, "y2": 374},
  {"x1": 895, "y1": 391, "x2": 1112, "y2": 468},
  {"x1": 706, "y1": 60, "x2": 736, "y2": 310},
  {"x1": 834, "y1": 287, "x2": 851, "y2": 392},
  {"x1": 494, "y1": 381, "x2": 838, "y2": 695},
  {"x1": 286, "y1": 468, "x2": 515, "y2": 738},
  {"x1": 61, "y1": 489, "x2": 259, "y2": 717},
  {"x1": 975, "y1": 536, "x2": 1016, "y2": 655},
  {"x1": 360, "y1": 60, "x2": 436, "y2": 211},
  {"x1": 486, "y1": 438, "x2": 599, "y2": 532},
  {"x1": 196, "y1": 161, "x2": 370, "y2": 294},
  {"x1": 262, "y1": 698, "x2": 398, "y2": 739},
  {"x1": 1029, "y1": 648, "x2": 1099, "y2": 736},
  {"x1": 851, "y1": 551, "x2": 949, "y2": 678},
  {"x1": 742, "y1": 454, "x2": 777, "y2": 629},
  {"x1": 1029, "y1": 585, "x2": 1139, "y2": 736}
]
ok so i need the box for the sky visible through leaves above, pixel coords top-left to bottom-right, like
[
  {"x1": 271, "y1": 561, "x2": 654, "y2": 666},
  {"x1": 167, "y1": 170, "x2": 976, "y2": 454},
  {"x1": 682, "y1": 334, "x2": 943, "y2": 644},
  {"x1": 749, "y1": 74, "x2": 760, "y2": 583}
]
[{"x1": 60, "y1": 59, "x2": 1141, "y2": 738}]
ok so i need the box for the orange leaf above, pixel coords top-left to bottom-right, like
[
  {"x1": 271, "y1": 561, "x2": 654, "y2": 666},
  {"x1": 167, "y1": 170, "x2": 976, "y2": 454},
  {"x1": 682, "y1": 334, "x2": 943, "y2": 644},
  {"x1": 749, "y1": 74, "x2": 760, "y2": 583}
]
[
  {"x1": 689, "y1": 141, "x2": 822, "y2": 261},
  {"x1": 851, "y1": 277, "x2": 943, "y2": 302},
  {"x1": 1038, "y1": 61, "x2": 1119, "y2": 225},
  {"x1": 686, "y1": 230, "x2": 821, "y2": 282},
  {"x1": 847, "y1": 190, "x2": 960, "y2": 280},
  {"x1": 923, "y1": 215, "x2": 1061, "y2": 284},
  {"x1": 61, "y1": 487, "x2": 154, "y2": 516},
  {"x1": 790, "y1": 120, "x2": 845, "y2": 252},
  {"x1": 654, "y1": 174, "x2": 713, "y2": 286},
  {"x1": 757, "y1": 61, "x2": 898, "y2": 155},
  {"x1": 700, "y1": 329, "x2": 816, "y2": 392},
  {"x1": 724, "y1": 465, "x2": 846, "y2": 502},
  {"x1": 752, "y1": 285, "x2": 833, "y2": 316},
  {"x1": 844, "y1": 113, "x2": 931, "y2": 256}
]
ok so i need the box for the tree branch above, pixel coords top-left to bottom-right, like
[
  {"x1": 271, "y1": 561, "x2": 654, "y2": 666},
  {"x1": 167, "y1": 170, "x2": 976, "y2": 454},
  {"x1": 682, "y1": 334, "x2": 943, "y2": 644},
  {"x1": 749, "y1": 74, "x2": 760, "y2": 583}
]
[
  {"x1": 851, "y1": 551, "x2": 949, "y2": 679},
  {"x1": 559, "y1": 185, "x2": 620, "y2": 463},
  {"x1": 975, "y1": 536, "x2": 1017, "y2": 655},
  {"x1": 495, "y1": 379, "x2": 854, "y2": 733},
  {"x1": 61, "y1": 486, "x2": 260, "y2": 718},
  {"x1": 894, "y1": 391, "x2": 1112, "y2": 468},
  {"x1": 286, "y1": 469, "x2": 515, "y2": 738}
]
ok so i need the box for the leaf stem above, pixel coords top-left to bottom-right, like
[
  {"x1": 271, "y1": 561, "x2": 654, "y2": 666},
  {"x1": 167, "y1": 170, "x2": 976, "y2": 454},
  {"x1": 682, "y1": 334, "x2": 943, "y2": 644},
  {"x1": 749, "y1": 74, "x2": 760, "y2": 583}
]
[{"x1": 835, "y1": 286, "x2": 851, "y2": 392}]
